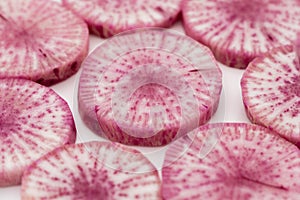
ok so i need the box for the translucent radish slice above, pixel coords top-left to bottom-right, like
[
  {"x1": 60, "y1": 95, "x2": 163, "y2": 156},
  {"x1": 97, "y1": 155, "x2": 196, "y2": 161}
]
[
  {"x1": 21, "y1": 141, "x2": 161, "y2": 199},
  {"x1": 0, "y1": 78, "x2": 76, "y2": 186},
  {"x1": 241, "y1": 45, "x2": 300, "y2": 146},
  {"x1": 62, "y1": 0, "x2": 182, "y2": 37},
  {"x1": 182, "y1": 0, "x2": 300, "y2": 69},
  {"x1": 162, "y1": 123, "x2": 300, "y2": 199},
  {"x1": 78, "y1": 28, "x2": 222, "y2": 146},
  {"x1": 0, "y1": 0, "x2": 89, "y2": 86}
]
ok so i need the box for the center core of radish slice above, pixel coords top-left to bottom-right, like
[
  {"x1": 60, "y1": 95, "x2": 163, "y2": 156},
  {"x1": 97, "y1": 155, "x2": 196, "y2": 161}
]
[
  {"x1": 279, "y1": 76, "x2": 300, "y2": 98},
  {"x1": 219, "y1": 0, "x2": 265, "y2": 21},
  {"x1": 71, "y1": 167, "x2": 111, "y2": 198}
]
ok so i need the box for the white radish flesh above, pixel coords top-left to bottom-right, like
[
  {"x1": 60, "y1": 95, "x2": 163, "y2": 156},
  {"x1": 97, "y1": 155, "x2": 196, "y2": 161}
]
[
  {"x1": 241, "y1": 45, "x2": 300, "y2": 146},
  {"x1": 0, "y1": 0, "x2": 89, "y2": 85},
  {"x1": 0, "y1": 78, "x2": 76, "y2": 187},
  {"x1": 62, "y1": 0, "x2": 182, "y2": 37},
  {"x1": 78, "y1": 28, "x2": 222, "y2": 146},
  {"x1": 182, "y1": 0, "x2": 300, "y2": 69},
  {"x1": 21, "y1": 141, "x2": 161, "y2": 199},
  {"x1": 162, "y1": 123, "x2": 300, "y2": 199}
]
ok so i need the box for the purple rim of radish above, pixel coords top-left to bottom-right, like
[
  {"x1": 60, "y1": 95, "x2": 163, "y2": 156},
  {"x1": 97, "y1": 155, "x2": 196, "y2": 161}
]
[
  {"x1": 21, "y1": 141, "x2": 161, "y2": 199},
  {"x1": 0, "y1": 0, "x2": 89, "y2": 86},
  {"x1": 295, "y1": 33, "x2": 300, "y2": 66},
  {"x1": 182, "y1": 0, "x2": 300, "y2": 69},
  {"x1": 241, "y1": 45, "x2": 300, "y2": 146},
  {"x1": 62, "y1": 0, "x2": 182, "y2": 38},
  {"x1": 78, "y1": 28, "x2": 222, "y2": 146},
  {"x1": 0, "y1": 78, "x2": 76, "y2": 187},
  {"x1": 162, "y1": 123, "x2": 300, "y2": 199}
]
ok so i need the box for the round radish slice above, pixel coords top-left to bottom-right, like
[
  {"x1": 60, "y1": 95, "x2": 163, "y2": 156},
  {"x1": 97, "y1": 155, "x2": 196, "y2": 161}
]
[
  {"x1": 0, "y1": 78, "x2": 76, "y2": 187},
  {"x1": 78, "y1": 28, "x2": 222, "y2": 146},
  {"x1": 21, "y1": 141, "x2": 161, "y2": 199},
  {"x1": 0, "y1": 0, "x2": 89, "y2": 86},
  {"x1": 241, "y1": 45, "x2": 300, "y2": 146},
  {"x1": 62, "y1": 0, "x2": 182, "y2": 37},
  {"x1": 162, "y1": 123, "x2": 300, "y2": 199},
  {"x1": 182, "y1": 0, "x2": 300, "y2": 69}
]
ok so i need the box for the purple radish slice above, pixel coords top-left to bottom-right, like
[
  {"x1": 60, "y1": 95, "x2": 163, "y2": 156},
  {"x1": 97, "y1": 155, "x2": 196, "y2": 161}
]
[
  {"x1": 162, "y1": 123, "x2": 300, "y2": 199},
  {"x1": 78, "y1": 28, "x2": 222, "y2": 146},
  {"x1": 241, "y1": 45, "x2": 300, "y2": 146},
  {"x1": 62, "y1": 0, "x2": 182, "y2": 38},
  {"x1": 21, "y1": 141, "x2": 161, "y2": 199},
  {"x1": 181, "y1": 0, "x2": 300, "y2": 69},
  {"x1": 0, "y1": 0, "x2": 89, "y2": 86},
  {"x1": 0, "y1": 78, "x2": 76, "y2": 187}
]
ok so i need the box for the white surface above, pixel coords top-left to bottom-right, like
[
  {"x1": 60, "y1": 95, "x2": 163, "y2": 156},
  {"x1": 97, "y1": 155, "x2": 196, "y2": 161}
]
[{"x1": 0, "y1": 20, "x2": 250, "y2": 199}]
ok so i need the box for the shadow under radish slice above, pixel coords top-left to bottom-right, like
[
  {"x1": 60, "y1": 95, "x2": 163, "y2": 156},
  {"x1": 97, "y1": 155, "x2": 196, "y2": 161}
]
[
  {"x1": 0, "y1": 0, "x2": 89, "y2": 86},
  {"x1": 78, "y1": 28, "x2": 222, "y2": 146},
  {"x1": 182, "y1": 0, "x2": 300, "y2": 69},
  {"x1": 62, "y1": 0, "x2": 182, "y2": 38},
  {"x1": 162, "y1": 123, "x2": 300, "y2": 200},
  {"x1": 21, "y1": 141, "x2": 161, "y2": 199},
  {"x1": 0, "y1": 78, "x2": 76, "y2": 187},
  {"x1": 241, "y1": 45, "x2": 300, "y2": 146}
]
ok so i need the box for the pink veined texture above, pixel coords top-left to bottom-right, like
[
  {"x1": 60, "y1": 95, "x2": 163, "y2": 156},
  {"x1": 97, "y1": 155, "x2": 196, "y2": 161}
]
[
  {"x1": 78, "y1": 28, "x2": 222, "y2": 146},
  {"x1": 162, "y1": 123, "x2": 300, "y2": 200},
  {"x1": 182, "y1": 0, "x2": 300, "y2": 69},
  {"x1": 0, "y1": 0, "x2": 89, "y2": 85},
  {"x1": 21, "y1": 141, "x2": 161, "y2": 200},
  {"x1": 62, "y1": 0, "x2": 182, "y2": 37},
  {"x1": 0, "y1": 78, "x2": 76, "y2": 186}
]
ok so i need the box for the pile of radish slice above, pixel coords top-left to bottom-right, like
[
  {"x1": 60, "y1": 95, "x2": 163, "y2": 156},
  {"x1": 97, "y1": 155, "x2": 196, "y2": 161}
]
[{"x1": 1, "y1": 0, "x2": 300, "y2": 199}]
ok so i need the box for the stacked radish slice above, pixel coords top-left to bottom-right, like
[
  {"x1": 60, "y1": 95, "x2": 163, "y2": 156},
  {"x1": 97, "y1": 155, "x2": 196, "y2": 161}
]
[
  {"x1": 0, "y1": 78, "x2": 76, "y2": 186},
  {"x1": 162, "y1": 123, "x2": 300, "y2": 199},
  {"x1": 78, "y1": 28, "x2": 222, "y2": 146},
  {"x1": 62, "y1": 0, "x2": 182, "y2": 37},
  {"x1": 241, "y1": 45, "x2": 300, "y2": 146},
  {"x1": 21, "y1": 141, "x2": 161, "y2": 199},
  {"x1": 0, "y1": 0, "x2": 89, "y2": 85},
  {"x1": 182, "y1": 0, "x2": 300, "y2": 69}
]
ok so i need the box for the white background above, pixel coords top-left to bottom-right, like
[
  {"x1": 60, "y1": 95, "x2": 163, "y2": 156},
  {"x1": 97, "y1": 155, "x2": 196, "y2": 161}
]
[{"x1": 0, "y1": 19, "x2": 251, "y2": 199}]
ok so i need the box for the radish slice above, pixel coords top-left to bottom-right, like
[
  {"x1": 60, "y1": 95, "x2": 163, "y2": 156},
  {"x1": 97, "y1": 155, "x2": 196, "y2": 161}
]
[
  {"x1": 78, "y1": 28, "x2": 222, "y2": 146},
  {"x1": 0, "y1": 0, "x2": 89, "y2": 86},
  {"x1": 0, "y1": 78, "x2": 76, "y2": 187},
  {"x1": 21, "y1": 141, "x2": 161, "y2": 199},
  {"x1": 62, "y1": 0, "x2": 182, "y2": 37},
  {"x1": 241, "y1": 45, "x2": 300, "y2": 146},
  {"x1": 162, "y1": 123, "x2": 300, "y2": 199},
  {"x1": 182, "y1": 0, "x2": 300, "y2": 69}
]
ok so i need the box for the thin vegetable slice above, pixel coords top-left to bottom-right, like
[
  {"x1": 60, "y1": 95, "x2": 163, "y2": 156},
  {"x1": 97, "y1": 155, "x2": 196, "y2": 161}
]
[
  {"x1": 0, "y1": 78, "x2": 76, "y2": 186},
  {"x1": 21, "y1": 141, "x2": 161, "y2": 199},
  {"x1": 241, "y1": 45, "x2": 300, "y2": 145},
  {"x1": 162, "y1": 123, "x2": 300, "y2": 199},
  {"x1": 0, "y1": 0, "x2": 89, "y2": 85},
  {"x1": 182, "y1": 0, "x2": 300, "y2": 69},
  {"x1": 62, "y1": 0, "x2": 182, "y2": 37},
  {"x1": 78, "y1": 28, "x2": 222, "y2": 146}
]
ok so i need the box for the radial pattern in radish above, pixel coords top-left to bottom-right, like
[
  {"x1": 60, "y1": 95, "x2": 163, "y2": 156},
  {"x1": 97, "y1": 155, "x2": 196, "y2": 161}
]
[
  {"x1": 0, "y1": 0, "x2": 89, "y2": 85},
  {"x1": 182, "y1": 0, "x2": 300, "y2": 69},
  {"x1": 241, "y1": 45, "x2": 300, "y2": 146},
  {"x1": 21, "y1": 141, "x2": 161, "y2": 199},
  {"x1": 62, "y1": 0, "x2": 182, "y2": 37},
  {"x1": 162, "y1": 123, "x2": 300, "y2": 199},
  {"x1": 78, "y1": 28, "x2": 222, "y2": 146},
  {"x1": 0, "y1": 78, "x2": 76, "y2": 187}
]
